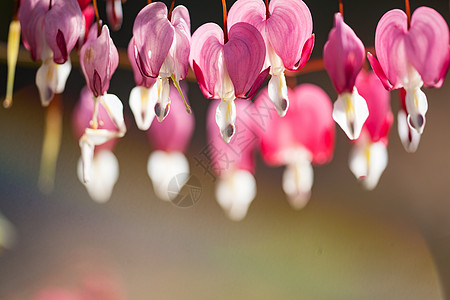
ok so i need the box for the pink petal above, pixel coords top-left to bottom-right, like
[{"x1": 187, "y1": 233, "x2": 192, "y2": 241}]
[
  {"x1": 228, "y1": 0, "x2": 266, "y2": 32},
  {"x1": 355, "y1": 70, "x2": 393, "y2": 144},
  {"x1": 323, "y1": 13, "x2": 365, "y2": 94},
  {"x1": 133, "y1": 2, "x2": 174, "y2": 78},
  {"x1": 170, "y1": 5, "x2": 191, "y2": 81},
  {"x1": 405, "y1": 7, "x2": 450, "y2": 87},
  {"x1": 73, "y1": 86, "x2": 117, "y2": 152},
  {"x1": 207, "y1": 99, "x2": 257, "y2": 176},
  {"x1": 128, "y1": 37, "x2": 156, "y2": 89},
  {"x1": 239, "y1": 67, "x2": 270, "y2": 100},
  {"x1": 289, "y1": 34, "x2": 314, "y2": 71},
  {"x1": 224, "y1": 22, "x2": 266, "y2": 97},
  {"x1": 190, "y1": 23, "x2": 225, "y2": 99},
  {"x1": 147, "y1": 83, "x2": 194, "y2": 152},
  {"x1": 45, "y1": 0, "x2": 83, "y2": 64},
  {"x1": 106, "y1": 0, "x2": 123, "y2": 31},
  {"x1": 367, "y1": 52, "x2": 394, "y2": 91},
  {"x1": 192, "y1": 60, "x2": 214, "y2": 99},
  {"x1": 266, "y1": 0, "x2": 313, "y2": 70},
  {"x1": 19, "y1": 0, "x2": 48, "y2": 61},
  {"x1": 374, "y1": 9, "x2": 409, "y2": 89},
  {"x1": 80, "y1": 25, "x2": 118, "y2": 97}
]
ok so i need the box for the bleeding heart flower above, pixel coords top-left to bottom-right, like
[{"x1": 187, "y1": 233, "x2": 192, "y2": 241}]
[
  {"x1": 228, "y1": 0, "x2": 314, "y2": 117},
  {"x1": 324, "y1": 13, "x2": 368, "y2": 140},
  {"x1": 132, "y1": 2, "x2": 191, "y2": 121},
  {"x1": 106, "y1": 0, "x2": 124, "y2": 31},
  {"x1": 349, "y1": 70, "x2": 393, "y2": 190},
  {"x1": 147, "y1": 83, "x2": 194, "y2": 202},
  {"x1": 190, "y1": 21, "x2": 268, "y2": 143},
  {"x1": 368, "y1": 7, "x2": 450, "y2": 134},
  {"x1": 19, "y1": 0, "x2": 83, "y2": 106},
  {"x1": 255, "y1": 84, "x2": 335, "y2": 209},
  {"x1": 397, "y1": 88, "x2": 421, "y2": 153},
  {"x1": 207, "y1": 99, "x2": 257, "y2": 221},
  {"x1": 73, "y1": 86, "x2": 122, "y2": 203}
]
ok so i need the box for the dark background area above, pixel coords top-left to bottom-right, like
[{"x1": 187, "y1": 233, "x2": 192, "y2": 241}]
[{"x1": 0, "y1": 0, "x2": 450, "y2": 299}]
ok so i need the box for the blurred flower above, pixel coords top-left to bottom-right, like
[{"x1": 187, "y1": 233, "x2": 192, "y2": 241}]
[
  {"x1": 228, "y1": 0, "x2": 314, "y2": 117},
  {"x1": 190, "y1": 21, "x2": 268, "y2": 143},
  {"x1": 368, "y1": 7, "x2": 450, "y2": 134},
  {"x1": 349, "y1": 70, "x2": 393, "y2": 190},
  {"x1": 207, "y1": 100, "x2": 257, "y2": 221},
  {"x1": 106, "y1": 0, "x2": 124, "y2": 31},
  {"x1": 324, "y1": 13, "x2": 368, "y2": 140},
  {"x1": 147, "y1": 83, "x2": 194, "y2": 202},
  {"x1": 132, "y1": 2, "x2": 191, "y2": 121},
  {"x1": 255, "y1": 85, "x2": 335, "y2": 209}
]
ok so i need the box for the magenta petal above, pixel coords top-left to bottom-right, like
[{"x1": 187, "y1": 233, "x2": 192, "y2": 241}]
[
  {"x1": 238, "y1": 67, "x2": 270, "y2": 100},
  {"x1": 289, "y1": 34, "x2": 315, "y2": 71},
  {"x1": 405, "y1": 7, "x2": 450, "y2": 87},
  {"x1": 128, "y1": 38, "x2": 156, "y2": 88},
  {"x1": 323, "y1": 13, "x2": 365, "y2": 94},
  {"x1": 45, "y1": 0, "x2": 83, "y2": 64},
  {"x1": 148, "y1": 83, "x2": 194, "y2": 152},
  {"x1": 170, "y1": 5, "x2": 191, "y2": 80},
  {"x1": 106, "y1": 0, "x2": 123, "y2": 31},
  {"x1": 432, "y1": 46, "x2": 450, "y2": 89},
  {"x1": 374, "y1": 9, "x2": 409, "y2": 89},
  {"x1": 227, "y1": 0, "x2": 266, "y2": 32},
  {"x1": 355, "y1": 70, "x2": 393, "y2": 143},
  {"x1": 133, "y1": 2, "x2": 174, "y2": 78},
  {"x1": 367, "y1": 52, "x2": 394, "y2": 91},
  {"x1": 207, "y1": 99, "x2": 256, "y2": 176},
  {"x1": 80, "y1": 25, "x2": 119, "y2": 97},
  {"x1": 190, "y1": 23, "x2": 225, "y2": 99},
  {"x1": 266, "y1": 0, "x2": 313, "y2": 70},
  {"x1": 192, "y1": 60, "x2": 214, "y2": 99},
  {"x1": 224, "y1": 22, "x2": 266, "y2": 97}
]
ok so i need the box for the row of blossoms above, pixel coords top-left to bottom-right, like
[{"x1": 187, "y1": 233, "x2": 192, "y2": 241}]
[{"x1": 2, "y1": 0, "x2": 449, "y2": 224}]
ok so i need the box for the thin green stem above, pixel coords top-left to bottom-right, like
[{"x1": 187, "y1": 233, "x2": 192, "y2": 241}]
[{"x1": 171, "y1": 74, "x2": 191, "y2": 114}]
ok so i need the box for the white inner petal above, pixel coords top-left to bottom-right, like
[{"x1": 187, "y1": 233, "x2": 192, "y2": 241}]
[
  {"x1": 282, "y1": 155, "x2": 314, "y2": 210},
  {"x1": 155, "y1": 77, "x2": 171, "y2": 122},
  {"x1": 333, "y1": 88, "x2": 369, "y2": 140},
  {"x1": 147, "y1": 151, "x2": 190, "y2": 202},
  {"x1": 77, "y1": 150, "x2": 119, "y2": 203},
  {"x1": 268, "y1": 73, "x2": 289, "y2": 117},
  {"x1": 215, "y1": 169, "x2": 256, "y2": 221},
  {"x1": 405, "y1": 88, "x2": 428, "y2": 134},
  {"x1": 129, "y1": 85, "x2": 157, "y2": 130},
  {"x1": 397, "y1": 110, "x2": 421, "y2": 153},
  {"x1": 349, "y1": 139, "x2": 388, "y2": 191},
  {"x1": 100, "y1": 93, "x2": 127, "y2": 137},
  {"x1": 55, "y1": 58, "x2": 72, "y2": 94},
  {"x1": 215, "y1": 99, "x2": 236, "y2": 143}
]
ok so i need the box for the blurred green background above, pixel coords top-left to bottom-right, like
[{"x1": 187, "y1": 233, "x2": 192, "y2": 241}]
[{"x1": 0, "y1": 0, "x2": 450, "y2": 299}]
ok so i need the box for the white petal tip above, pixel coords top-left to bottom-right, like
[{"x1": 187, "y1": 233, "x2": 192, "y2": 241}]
[
  {"x1": 155, "y1": 102, "x2": 170, "y2": 122},
  {"x1": 333, "y1": 91, "x2": 369, "y2": 140}
]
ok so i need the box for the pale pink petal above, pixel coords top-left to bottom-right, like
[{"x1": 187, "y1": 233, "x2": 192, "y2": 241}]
[
  {"x1": 190, "y1": 23, "x2": 224, "y2": 99},
  {"x1": 291, "y1": 34, "x2": 315, "y2": 71},
  {"x1": 170, "y1": 5, "x2": 191, "y2": 81},
  {"x1": 133, "y1": 2, "x2": 174, "y2": 78},
  {"x1": 367, "y1": 52, "x2": 394, "y2": 91},
  {"x1": 224, "y1": 22, "x2": 266, "y2": 97},
  {"x1": 19, "y1": 0, "x2": 47, "y2": 61},
  {"x1": 374, "y1": 9, "x2": 409, "y2": 89},
  {"x1": 207, "y1": 99, "x2": 257, "y2": 176},
  {"x1": 355, "y1": 70, "x2": 393, "y2": 143},
  {"x1": 405, "y1": 7, "x2": 450, "y2": 87},
  {"x1": 44, "y1": 0, "x2": 83, "y2": 64},
  {"x1": 323, "y1": 13, "x2": 365, "y2": 94},
  {"x1": 266, "y1": 0, "x2": 313, "y2": 70},
  {"x1": 148, "y1": 83, "x2": 194, "y2": 152},
  {"x1": 128, "y1": 37, "x2": 156, "y2": 88},
  {"x1": 80, "y1": 25, "x2": 119, "y2": 97},
  {"x1": 228, "y1": 0, "x2": 266, "y2": 32}
]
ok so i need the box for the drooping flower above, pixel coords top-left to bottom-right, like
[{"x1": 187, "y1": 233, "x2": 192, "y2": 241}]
[
  {"x1": 324, "y1": 13, "x2": 368, "y2": 140},
  {"x1": 190, "y1": 21, "x2": 268, "y2": 143},
  {"x1": 128, "y1": 37, "x2": 158, "y2": 130},
  {"x1": 73, "y1": 87, "x2": 121, "y2": 203},
  {"x1": 147, "y1": 83, "x2": 194, "y2": 202},
  {"x1": 349, "y1": 70, "x2": 393, "y2": 190},
  {"x1": 79, "y1": 25, "x2": 126, "y2": 184},
  {"x1": 207, "y1": 99, "x2": 257, "y2": 221},
  {"x1": 255, "y1": 84, "x2": 335, "y2": 209},
  {"x1": 368, "y1": 7, "x2": 450, "y2": 135},
  {"x1": 397, "y1": 88, "x2": 421, "y2": 153},
  {"x1": 132, "y1": 2, "x2": 191, "y2": 121},
  {"x1": 18, "y1": 0, "x2": 83, "y2": 106},
  {"x1": 228, "y1": 0, "x2": 314, "y2": 117},
  {"x1": 106, "y1": 0, "x2": 124, "y2": 31}
]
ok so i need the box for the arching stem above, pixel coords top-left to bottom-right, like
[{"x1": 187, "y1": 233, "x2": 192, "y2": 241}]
[
  {"x1": 93, "y1": 0, "x2": 102, "y2": 37},
  {"x1": 168, "y1": 0, "x2": 175, "y2": 21},
  {"x1": 171, "y1": 74, "x2": 191, "y2": 114},
  {"x1": 405, "y1": 0, "x2": 411, "y2": 29},
  {"x1": 339, "y1": 0, "x2": 343, "y2": 17},
  {"x1": 222, "y1": 0, "x2": 228, "y2": 43},
  {"x1": 264, "y1": 0, "x2": 270, "y2": 19}
]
